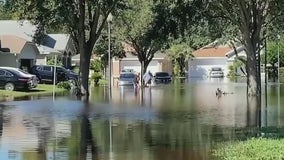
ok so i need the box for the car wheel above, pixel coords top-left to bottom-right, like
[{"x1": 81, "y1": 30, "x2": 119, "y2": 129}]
[{"x1": 4, "y1": 83, "x2": 15, "y2": 91}]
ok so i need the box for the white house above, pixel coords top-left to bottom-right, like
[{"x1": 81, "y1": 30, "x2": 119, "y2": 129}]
[
  {"x1": 188, "y1": 46, "x2": 232, "y2": 78},
  {"x1": 43, "y1": 34, "x2": 76, "y2": 69},
  {"x1": 0, "y1": 35, "x2": 39, "y2": 71}
]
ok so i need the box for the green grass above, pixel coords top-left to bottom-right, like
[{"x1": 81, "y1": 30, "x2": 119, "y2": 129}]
[
  {"x1": 212, "y1": 138, "x2": 284, "y2": 160},
  {"x1": 0, "y1": 84, "x2": 67, "y2": 99}
]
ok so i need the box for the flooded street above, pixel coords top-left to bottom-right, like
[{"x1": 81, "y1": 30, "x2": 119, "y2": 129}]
[{"x1": 0, "y1": 79, "x2": 284, "y2": 160}]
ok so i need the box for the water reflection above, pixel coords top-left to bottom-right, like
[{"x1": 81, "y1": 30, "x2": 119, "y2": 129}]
[{"x1": 0, "y1": 81, "x2": 284, "y2": 159}]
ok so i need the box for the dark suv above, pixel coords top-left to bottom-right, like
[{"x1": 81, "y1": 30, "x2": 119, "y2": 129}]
[
  {"x1": 30, "y1": 65, "x2": 78, "y2": 84},
  {"x1": 153, "y1": 72, "x2": 172, "y2": 84}
]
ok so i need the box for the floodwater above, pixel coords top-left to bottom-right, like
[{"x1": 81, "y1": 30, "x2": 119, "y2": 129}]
[{"x1": 0, "y1": 78, "x2": 284, "y2": 160}]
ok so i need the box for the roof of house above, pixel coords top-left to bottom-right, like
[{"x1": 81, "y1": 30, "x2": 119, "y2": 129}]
[
  {"x1": 0, "y1": 20, "x2": 36, "y2": 41},
  {"x1": 225, "y1": 46, "x2": 245, "y2": 58},
  {"x1": 0, "y1": 35, "x2": 31, "y2": 54},
  {"x1": 0, "y1": 20, "x2": 71, "y2": 54},
  {"x1": 193, "y1": 46, "x2": 232, "y2": 58},
  {"x1": 37, "y1": 45, "x2": 62, "y2": 55},
  {"x1": 124, "y1": 52, "x2": 165, "y2": 60}
]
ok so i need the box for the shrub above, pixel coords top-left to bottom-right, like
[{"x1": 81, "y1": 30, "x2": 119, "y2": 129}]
[
  {"x1": 91, "y1": 72, "x2": 102, "y2": 86},
  {"x1": 57, "y1": 81, "x2": 71, "y2": 90}
]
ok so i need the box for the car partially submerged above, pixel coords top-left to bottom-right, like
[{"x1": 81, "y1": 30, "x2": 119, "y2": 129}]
[
  {"x1": 153, "y1": 72, "x2": 172, "y2": 84},
  {"x1": 209, "y1": 67, "x2": 224, "y2": 78},
  {"x1": 0, "y1": 67, "x2": 38, "y2": 91},
  {"x1": 118, "y1": 72, "x2": 136, "y2": 86}
]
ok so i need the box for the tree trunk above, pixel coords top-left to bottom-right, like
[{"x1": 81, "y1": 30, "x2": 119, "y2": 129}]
[
  {"x1": 245, "y1": 40, "x2": 261, "y2": 111},
  {"x1": 80, "y1": 50, "x2": 91, "y2": 97}
]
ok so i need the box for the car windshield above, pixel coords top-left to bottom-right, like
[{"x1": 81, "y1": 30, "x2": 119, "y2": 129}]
[
  {"x1": 120, "y1": 73, "x2": 135, "y2": 79},
  {"x1": 155, "y1": 72, "x2": 169, "y2": 77},
  {"x1": 211, "y1": 67, "x2": 222, "y2": 71}
]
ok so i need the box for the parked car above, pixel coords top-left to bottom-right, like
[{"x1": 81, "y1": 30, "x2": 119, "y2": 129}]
[
  {"x1": 153, "y1": 72, "x2": 172, "y2": 84},
  {"x1": 209, "y1": 67, "x2": 224, "y2": 78},
  {"x1": 118, "y1": 72, "x2": 136, "y2": 86},
  {"x1": 30, "y1": 65, "x2": 78, "y2": 84},
  {"x1": 0, "y1": 67, "x2": 38, "y2": 91}
]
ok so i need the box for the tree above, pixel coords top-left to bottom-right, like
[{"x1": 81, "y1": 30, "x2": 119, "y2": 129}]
[
  {"x1": 166, "y1": 41, "x2": 193, "y2": 77},
  {"x1": 10, "y1": 0, "x2": 125, "y2": 98},
  {"x1": 205, "y1": 1, "x2": 284, "y2": 101},
  {"x1": 261, "y1": 39, "x2": 284, "y2": 79},
  {"x1": 114, "y1": 0, "x2": 162, "y2": 76},
  {"x1": 94, "y1": 31, "x2": 126, "y2": 70}
]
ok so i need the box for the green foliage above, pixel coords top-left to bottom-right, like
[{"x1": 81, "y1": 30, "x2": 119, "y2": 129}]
[
  {"x1": 227, "y1": 60, "x2": 244, "y2": 77},
  {"x1": 261, "y1": 40, "x2": 284, "y2": 67},
  {"x1": 280, "y1": 67, "x2": 284, "y2": 83},
  {"x1": 57, "y1": 81, "x2": 71, "y2": 90},
  {"x1": 90, "y1": 59, "x2": 103, "y2": 72},
  {"x1": 94, "y1": 32, "x2": 126, "y2": 67},
  {"x1": 91, "y1": 72, "x2": 102, "y2": 86},
  {"x1": 114, "y1": 0, "x2": 170, "y2": 74},
  {"x1": 72, "y1": 66, "x2": 79, "y2": 74},
  {"x1": 166, "y1": 40, "x2": 193, "y2": 77},
  {"x1": 46, "y1": 56, "x2": 63, "y2": 66},
  {"x1": 212, "y1": 138, "x2": 284, "y2": 160}
]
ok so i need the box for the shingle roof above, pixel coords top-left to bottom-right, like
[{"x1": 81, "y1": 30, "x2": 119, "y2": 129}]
[
  {"x1": 0, "y1": 35, "x2": 30, "y2": 54},
  {"x1": 193, "y1": 46, "x2": 232, "y2": 58},
  {"x1": 0, "y1": 20, "x2": 36, "y2": 41}
]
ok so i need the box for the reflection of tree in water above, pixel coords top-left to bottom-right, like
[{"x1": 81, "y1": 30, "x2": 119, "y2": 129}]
[
  {"x1": 80, "y1": 102, "x2": 98, "y2": 160},
  {"x1": 80, "y1": 114, "x2": 98, "y2": 160}
]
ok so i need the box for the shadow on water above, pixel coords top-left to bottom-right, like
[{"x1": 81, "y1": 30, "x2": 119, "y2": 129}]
[{"x1": 0, "y1": 79, "x2": 283, "y2": 159}]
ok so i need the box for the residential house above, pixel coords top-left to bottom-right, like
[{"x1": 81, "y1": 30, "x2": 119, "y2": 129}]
[
  {"x1": 112, "y1": 52, "x2": 172, "y2": 86},
  {"x1": 188, "y1": 45, "x2": 232, "y2": 78},
  {"x1": 0, "y1": 35, "x2": 39, "y2": 71},
  {"x1": 0, "y1": 20, "x2": 74, "y2": 68},
  {"x1": 43, "y1": 34, "x2": 76, "y2": 69}
]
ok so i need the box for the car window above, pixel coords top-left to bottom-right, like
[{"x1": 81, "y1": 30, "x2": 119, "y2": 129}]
[
  {"x1": 0, "y1": 70, "x2": 5, "y2": 76},
  {"x1": 43, "y1": 66, "x2": 52, "y2": 71},
  {"x1": 211, "y1": 68, "x2": 222, "y2": 71},
  {"x1": 56, "y1": 67, "x2": 66, "y2": 73},
  {"x1": 155, "y1": 72, "x2": 169, "y2": 77},
  {"x1": 5, "y1": 71, "x2": 13, "y2": 77},
  {"x1": 36, "y1": 66, "x2": 42, "y2": 71},
  {"x1": 120, "y1": 73, "x2": 135, "y2": 79}
]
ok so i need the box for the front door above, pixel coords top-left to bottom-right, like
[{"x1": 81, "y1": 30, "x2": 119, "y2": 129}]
[{"x1": 20, "y1": 59, "x2": 34, "y2": 72}]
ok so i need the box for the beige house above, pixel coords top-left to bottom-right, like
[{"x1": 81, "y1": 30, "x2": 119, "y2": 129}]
[
  {"x1": 0, "y1": 35, "x2": 39, "y2": 71},
  {"x1": 112, "y1": 52, "x2": 172, "y2": 86}
]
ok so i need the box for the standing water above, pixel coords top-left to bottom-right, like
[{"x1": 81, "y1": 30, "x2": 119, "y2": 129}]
[{"x1": 0, "y1": 79, "x2": 284, "y2": 160}]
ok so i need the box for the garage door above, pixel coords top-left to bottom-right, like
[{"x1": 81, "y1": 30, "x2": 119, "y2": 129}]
[
  {"x1": 121, "y1": 60, "x2": 159, "y2": 74},
  {"x1": 188, "y1": 58, "x2": 227, "y2": 78}
]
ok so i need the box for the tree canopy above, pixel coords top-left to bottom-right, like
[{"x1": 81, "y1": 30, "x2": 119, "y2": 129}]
[
  {"x1": 204, "y1": 0, "x2": 284, "y2": 100},
  {"x1": 8, "y1": 0, "x2": 126, "y2": 97}
]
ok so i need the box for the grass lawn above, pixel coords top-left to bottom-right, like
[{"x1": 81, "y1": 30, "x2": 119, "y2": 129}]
[
  {"x1": 0, "y1": 84, "x2": 67, "y2": 100},
  {"x1": 212, "y1": 138, "x2": 284, "y2": 160}
]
